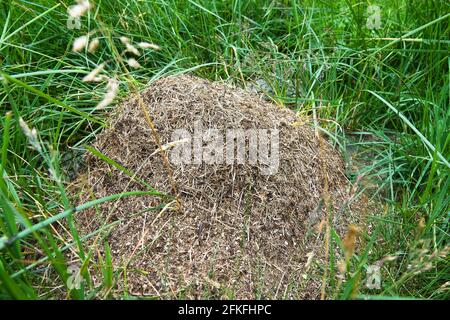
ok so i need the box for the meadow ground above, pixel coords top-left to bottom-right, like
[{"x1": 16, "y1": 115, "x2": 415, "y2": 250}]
[{"x1": 0, "y1": 0, "x2": 449, "y2": 299}]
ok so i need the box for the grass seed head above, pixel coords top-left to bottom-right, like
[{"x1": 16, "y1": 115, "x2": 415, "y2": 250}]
[
  {"x1": 19, "y1": 118, "x2": 41, "y2": 152},
  {"x1": 88, "y1": 38, "x2": 100, "y2": 53},
  {"x1": 120, "y1": 36, "x2": 130, "y2": 45},
  {"x1": 125, "y1": 43, "x2": 141, "y2": 56},
  {"x1": 416, "y1": 217, "x2": 426, "y2": 237},
  {"x1": 337, "y1": 259, "x2": 347, "y2": 275},
  {"x1": 343, "y1": 224, "x2": 360, "y2": 260},
  {"x1": 305, "y1": 251, "x2": 315, "y2": 271},
  {"x1": 82, "y1": 63, "x2": 105, "y2": 82},
  {"x1": 127, "y1": 58, "x2": 141, "y2": 69},
  {"x1": 72, "y1": 35, "x2": 88, "y2": 52},
  {"x1": 96, "y1": 78, "x2": 119, "y2": 110},
  {"x1": 138, "y1": 42, "x2": 161, "y2": 50},
  {"x1": 68, "y1": 0, "x2": 92, "y2": 18}
]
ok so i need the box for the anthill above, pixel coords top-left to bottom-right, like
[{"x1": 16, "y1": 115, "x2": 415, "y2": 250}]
[{"x1": 73, "y1": 74, "x2": 363, "y2": 299}]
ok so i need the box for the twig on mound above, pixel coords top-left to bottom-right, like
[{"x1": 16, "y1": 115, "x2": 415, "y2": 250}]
[
  {"x1": 98, "y1": 19, "x2": 182, "y2": 211},
  {"x1": 133, "y1": 91, "x2": 182, "y2": 211}
]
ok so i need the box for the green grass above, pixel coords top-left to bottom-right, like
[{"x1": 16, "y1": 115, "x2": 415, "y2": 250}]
[{"x1": 0, "y1": 0, "x2": 449, "y2": 299}]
